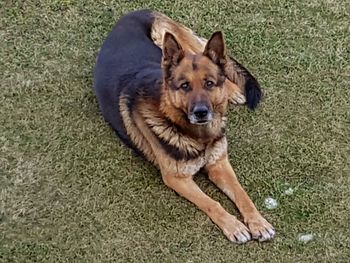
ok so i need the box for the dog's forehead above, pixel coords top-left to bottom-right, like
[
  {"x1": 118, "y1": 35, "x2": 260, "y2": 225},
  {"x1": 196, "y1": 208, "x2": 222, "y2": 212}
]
[
  {"x1": 175, "y1": 54, "x2": 220, "y2": 79},
  {"x1": 191, "y1": 55, "x2": 214, "y2": 70}
]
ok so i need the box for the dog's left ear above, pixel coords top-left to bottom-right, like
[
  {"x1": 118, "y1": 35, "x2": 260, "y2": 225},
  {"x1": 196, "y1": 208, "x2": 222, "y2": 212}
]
[{"x1": 203, "y1": 31, "x2": 227, "y2": 66}]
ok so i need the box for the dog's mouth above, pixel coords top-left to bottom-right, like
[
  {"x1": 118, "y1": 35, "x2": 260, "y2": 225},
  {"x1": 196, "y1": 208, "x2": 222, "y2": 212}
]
[{"x1": 188, "y1": 112, "x2": 213, "y2": 125}]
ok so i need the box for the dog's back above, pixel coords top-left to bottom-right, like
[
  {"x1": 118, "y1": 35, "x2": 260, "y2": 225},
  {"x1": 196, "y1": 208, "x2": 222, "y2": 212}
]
[{"x1": 94, "y1": 10, "x2": 162, "y2": 155}]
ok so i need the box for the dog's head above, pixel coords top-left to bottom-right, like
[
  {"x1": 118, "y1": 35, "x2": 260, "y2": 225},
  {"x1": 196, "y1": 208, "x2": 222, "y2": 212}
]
[{"x1": 161, "y1": 31, "x2": 229, "y2": 125}]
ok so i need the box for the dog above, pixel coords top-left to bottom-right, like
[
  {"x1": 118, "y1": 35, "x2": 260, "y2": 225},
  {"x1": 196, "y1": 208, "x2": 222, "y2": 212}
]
[{"x1": 94, "y1": 9, "x2": 275, "y2": 243}]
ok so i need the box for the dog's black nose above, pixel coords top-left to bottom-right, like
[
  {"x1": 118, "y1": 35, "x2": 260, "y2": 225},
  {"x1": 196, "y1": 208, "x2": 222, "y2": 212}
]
[{"x1": 193, "y1": 105, "x2": 209, "y2": 119}]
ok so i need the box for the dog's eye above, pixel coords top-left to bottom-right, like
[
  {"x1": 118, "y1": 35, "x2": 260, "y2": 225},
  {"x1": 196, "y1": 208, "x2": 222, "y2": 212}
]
[
  {"x1": 205, "y1": 80, "x2": 215, "y2": 89},
  {"x1": 180, "y1": 82, "x2": 191, "y2": 91}
]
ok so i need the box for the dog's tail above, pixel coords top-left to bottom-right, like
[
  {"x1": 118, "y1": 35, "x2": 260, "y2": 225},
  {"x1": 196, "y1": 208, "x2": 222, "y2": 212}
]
[{"x1": 151, "y1": 11, "x2": 262, "y2": 109}]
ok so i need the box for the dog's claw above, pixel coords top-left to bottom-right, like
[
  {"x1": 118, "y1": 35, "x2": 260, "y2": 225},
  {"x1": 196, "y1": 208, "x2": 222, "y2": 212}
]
[{"x1": 258, "y1": 229, "x2": 274, "y2": 242}]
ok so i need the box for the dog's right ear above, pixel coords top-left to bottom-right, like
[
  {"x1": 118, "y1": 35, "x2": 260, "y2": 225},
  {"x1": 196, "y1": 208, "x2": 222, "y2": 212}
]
[{"x1": 162, "y1": 32, "x2": 184, "y2": 76}]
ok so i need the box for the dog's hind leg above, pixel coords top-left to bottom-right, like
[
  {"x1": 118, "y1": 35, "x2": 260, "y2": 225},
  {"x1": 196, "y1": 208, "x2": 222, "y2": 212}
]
[
  {"x1": 206, "y1": 155, "x2": 275, "y2": 242},
  {"x1": 151, "y1": 12, "x2": 206, "y2": 54}
]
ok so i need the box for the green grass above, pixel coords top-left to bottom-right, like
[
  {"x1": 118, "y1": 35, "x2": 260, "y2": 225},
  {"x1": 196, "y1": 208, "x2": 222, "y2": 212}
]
[{"x1": 1, "y1": 0, "x2": 349, "y2": 262}]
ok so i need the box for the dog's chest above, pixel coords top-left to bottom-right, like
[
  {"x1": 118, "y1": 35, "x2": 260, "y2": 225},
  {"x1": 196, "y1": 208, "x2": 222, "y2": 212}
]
[{"x1": 165, "y1": 136, "x2": 227, "y2": 176}]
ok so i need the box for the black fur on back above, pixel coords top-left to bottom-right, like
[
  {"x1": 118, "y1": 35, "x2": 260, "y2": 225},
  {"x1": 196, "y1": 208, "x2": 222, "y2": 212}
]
[{"x1": 94, "y1": 9, "x2": 163, "y2": 156}]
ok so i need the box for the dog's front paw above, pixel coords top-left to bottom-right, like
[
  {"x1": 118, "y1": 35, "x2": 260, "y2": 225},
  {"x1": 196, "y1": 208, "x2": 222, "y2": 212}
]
[
  {"x1": 245, "y1": 215, "x2": 275, "y2": 242},
  {"x1": 218, "y1": 214, "x2": 251, "y2": 244}
]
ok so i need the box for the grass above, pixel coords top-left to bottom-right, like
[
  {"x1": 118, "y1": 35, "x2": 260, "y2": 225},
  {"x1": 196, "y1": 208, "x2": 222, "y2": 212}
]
[{"x1": 1, "y1": 0, "x2": 349, "y2": 262}]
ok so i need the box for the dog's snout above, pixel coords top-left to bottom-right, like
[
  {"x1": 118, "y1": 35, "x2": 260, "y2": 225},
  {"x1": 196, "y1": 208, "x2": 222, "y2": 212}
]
[
  {"x1": 193, "y1": 105, "x2": 209, "y2": 119},
  {"x1": 188, "y1": 100, "x2": 213, "y2": 125}
]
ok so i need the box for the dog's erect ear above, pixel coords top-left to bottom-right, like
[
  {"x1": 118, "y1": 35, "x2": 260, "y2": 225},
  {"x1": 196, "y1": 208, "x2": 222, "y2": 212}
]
[
  {"x1": 203, "y1": 31, "x2": 227, "y2": 65},
  {"x1": 162, "y1": 32, "x2": 184, "y2": 68}
]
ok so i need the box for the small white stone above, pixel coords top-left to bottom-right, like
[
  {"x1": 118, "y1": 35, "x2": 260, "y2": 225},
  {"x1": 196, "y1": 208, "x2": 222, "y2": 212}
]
[
  {"x1": 264, "y1": 197, "x2": 278, "y2": 209},
  {"x1": 284, "y1": 187, "x2": 294, "y2": 195},
  {"x1": 298, "y1": 234, "x2": 314, "y2": 243}
]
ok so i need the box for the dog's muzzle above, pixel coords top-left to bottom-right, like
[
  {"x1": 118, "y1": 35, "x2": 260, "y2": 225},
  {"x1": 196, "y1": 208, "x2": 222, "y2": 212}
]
[{"x1": 188, "y1": 103, "x2": 213, "y2": 125}]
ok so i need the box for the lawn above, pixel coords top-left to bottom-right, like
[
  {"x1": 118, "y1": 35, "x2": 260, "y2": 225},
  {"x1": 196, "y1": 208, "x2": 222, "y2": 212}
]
[{"x1": 1, "y1": 0, "x2": 349, "y2": 262}]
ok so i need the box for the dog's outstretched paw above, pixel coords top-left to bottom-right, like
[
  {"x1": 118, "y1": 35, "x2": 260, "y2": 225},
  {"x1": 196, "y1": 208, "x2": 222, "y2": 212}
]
[
  {"x1": 219, "y1": 214, "x2": 252, "y2": 244},
  {"x1": 245, "y1": 215, "x2": 275, "y2": 242}
]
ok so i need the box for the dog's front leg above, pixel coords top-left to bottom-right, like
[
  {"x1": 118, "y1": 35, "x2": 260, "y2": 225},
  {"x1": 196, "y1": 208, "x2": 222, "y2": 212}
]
[
  {"x1": 161, "y1": 172, "x2": 251, "y2": 244},
  {"x1": 206, "y1": 155, "x2": 275, "y2": 241}
]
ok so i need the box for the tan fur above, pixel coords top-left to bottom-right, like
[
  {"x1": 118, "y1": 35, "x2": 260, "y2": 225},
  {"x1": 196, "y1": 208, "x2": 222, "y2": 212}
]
[
  {"x1": 206, "y1": 155, "x2": 275, "y2": 240},
  {"x1": 151, "y1": 12, "x2": 206, "y2": 53},
  {"x1": 119, "y1": 95, "x2": 156, "y2": 163}
]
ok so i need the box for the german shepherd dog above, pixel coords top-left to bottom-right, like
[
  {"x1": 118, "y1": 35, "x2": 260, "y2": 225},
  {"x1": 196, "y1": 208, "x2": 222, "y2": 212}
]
[{"x1": 94, "y1": 9, "x2": 275, "y2": 243}]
